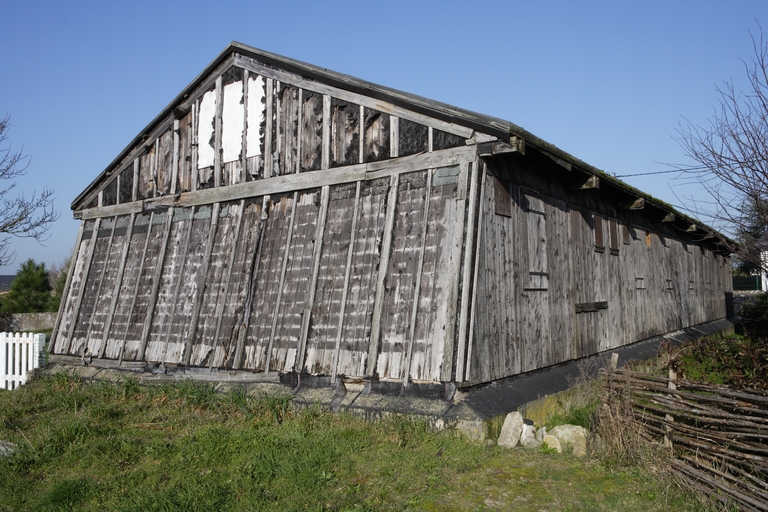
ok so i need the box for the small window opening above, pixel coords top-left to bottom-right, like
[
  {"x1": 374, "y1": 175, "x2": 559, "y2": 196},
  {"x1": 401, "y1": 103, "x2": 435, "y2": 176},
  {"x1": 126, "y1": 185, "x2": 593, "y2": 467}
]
[
  {"x1": 594, "y1": 214, "x2": 605, "y2": 253},
  {"x1": 609, "y1": 220, "x2": 619, "y2": 255}
]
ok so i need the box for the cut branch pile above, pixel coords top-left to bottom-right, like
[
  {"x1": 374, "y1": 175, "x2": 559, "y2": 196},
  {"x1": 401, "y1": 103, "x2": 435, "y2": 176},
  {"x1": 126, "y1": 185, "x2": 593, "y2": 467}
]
[{"x1": 604, "y1": 368, "x2": 768, "y2": 511}]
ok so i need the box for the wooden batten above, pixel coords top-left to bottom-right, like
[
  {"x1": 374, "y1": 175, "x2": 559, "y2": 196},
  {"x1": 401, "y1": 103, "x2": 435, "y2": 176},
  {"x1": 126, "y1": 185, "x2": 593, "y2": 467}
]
[
  {"x1": 477, "y1": 138, "x2": 524, "y2": 158},
  {"x1": 464, "y1": 162, "x2": 487, "y2": 382},
  {"x1": 265, "y1": 191, "x2": 298, "y2": 374},
  {"x1": 50, "y1": 222, "x2": 85, "y2": 348},
  {"x1": 241, "y1": 70, "x2": 249, "y2": 184},
  {"x1": 234, "y1": 54, "x2": 473, "y2": 140},
  {"x1": 331, "y1": 181, "x2": 361, "y2": 382},
  {"x1": 78, "y1": 146, "x2": 476, "y2": 220},
  {"x1": 214, "y1": 76, "x2": 223, "y2": 188},
  {"x1": 402, "y1": 168, "x2": 433, "y2": 385},
  {"x1": 182, "y1": 203, "x2": 221, "y2": 365},
  {"x1": 137, "y1": 209, "x2": 175, "y2": 361},
  {"x1": 98, "y1": 213, "x2": 136, "y2": 358},
  {"x1": 297, "y1": 186, "x2": 330, "y2": 371},
  {"x1": 171, "y1": 119, "x2": 180, "y2": 195},
  {"x1": 118, "y1": 212, "x2": 155, "y2": 363},
  {"x1": 366, "y1": 173, "x2": 399, "y2": 378},
  {"x1": 454, "y1": 159, "x2": 480, "y2": 381},
  {"x1": 61, "y1": 217, "x2": 101, "y2": 355},
  {"x1": 81, "y1": 217, "x2": 118, "y2": 355}
]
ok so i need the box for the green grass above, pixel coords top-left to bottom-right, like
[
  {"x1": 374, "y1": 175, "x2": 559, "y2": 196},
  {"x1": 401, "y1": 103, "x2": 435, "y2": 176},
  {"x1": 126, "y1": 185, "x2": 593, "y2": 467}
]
[{"x1": 0, "y1": 371, "x2": 709, "y2": 511}]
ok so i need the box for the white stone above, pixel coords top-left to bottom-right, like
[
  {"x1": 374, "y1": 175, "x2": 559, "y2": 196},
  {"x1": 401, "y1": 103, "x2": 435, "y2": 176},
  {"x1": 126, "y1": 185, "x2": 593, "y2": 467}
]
[
  {"x1": 535, "y1": 426, "x2": 547, "y2": 443},
  {"x1": 520, "y1": 436, "x2": 542, "y2": 450},
  {"x1": 542, "y1": 434, "x2": 562, "y2": 453},
  {"x1": 520, "y1": 422, "x2": 536, "y2": 442},
  {"x1": 497, "y1": 411, "x2": 524, "y2": 449},
  {"x1": 550, "y1": 424, "x2": 588, "y2": 457}
]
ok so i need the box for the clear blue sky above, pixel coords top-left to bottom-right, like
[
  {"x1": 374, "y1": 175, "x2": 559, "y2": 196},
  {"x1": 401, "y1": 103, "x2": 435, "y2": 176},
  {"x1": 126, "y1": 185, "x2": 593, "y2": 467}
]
[{"x1": 0, "y1": 0, "x2": 765, "y2": 274}]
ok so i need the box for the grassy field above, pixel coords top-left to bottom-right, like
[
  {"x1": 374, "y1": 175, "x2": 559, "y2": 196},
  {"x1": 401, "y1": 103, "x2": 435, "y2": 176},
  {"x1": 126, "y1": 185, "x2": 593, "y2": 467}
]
[{"x1": 0, "y1": 370, "x2": 710, "y2": 511}]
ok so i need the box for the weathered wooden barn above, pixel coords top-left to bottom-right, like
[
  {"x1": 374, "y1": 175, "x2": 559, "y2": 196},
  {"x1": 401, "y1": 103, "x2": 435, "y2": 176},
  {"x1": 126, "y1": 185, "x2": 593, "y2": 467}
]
[{"x1": 50, "y1": 43, "x2": 733, "y2": 388}]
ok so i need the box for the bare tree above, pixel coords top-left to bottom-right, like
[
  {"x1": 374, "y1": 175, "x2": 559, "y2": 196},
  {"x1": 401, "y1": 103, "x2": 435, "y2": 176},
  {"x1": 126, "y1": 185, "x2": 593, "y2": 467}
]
[
  {"x1": 0, "y1": 115, "x2": 58, "y2": 267},
  {"x1": 675, "y1": 25, "x2": 768, "y2": 269}
]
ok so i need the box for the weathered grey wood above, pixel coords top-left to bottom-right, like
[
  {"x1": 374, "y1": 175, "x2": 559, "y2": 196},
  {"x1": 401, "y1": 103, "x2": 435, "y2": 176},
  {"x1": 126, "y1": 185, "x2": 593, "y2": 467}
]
[
  {"x1": 322, "y1": 94, "x2": 331, "y2": 170},
  {"x1": 50, "y1": 221, "x2": 85, "y2": 352},
  {"x1": 182, "y1": 203, "x2": 220, "y2": 365},
  {"x1": 137, "y1": 208, "x2": 174, "y2": 361},
  {"x1": 233, "y1": 196, "x2": 268, "y2": 369},
  {"x1": 464, "y1": 163, "x2": 486, "y2": 381},
  {"x1": 81, "y1": 216, "x2": 118, "y2": 356},
  {"x1": 576, "y1": 176, "x2": 599, "y2": 190},
  {"x1": 178, "y1": 55, "x2": 236, "y2": 113},
  {"x1": 623, "y1": 198, "x2": 645, "y2": 210},
  {"x1": 159, "y1": 208, "x2": 196, "y2": 362},
  {"x1": 191, "y1": 100, "x2": 199, "y2": 191},
  {"x1": 359, "y1": 105, "x2": 365, "y2": 164},
  {"x1": 77, "y1": 146, "x2": 476, "y2": 219},
  {"x1": 296, "y1": 88, "x2": 303, "y2": 173},
  {"x1": 171, "y1": 119, "x2": 180, "y2": 195},
  {"x1": 133, "y1": 159, "x2": 139, "y2": 201},
  {"x1": 390, "y1": 116, "x2": 399, "y2": 157},
  {"x1": 241, "y1": 70, "x2": 250, "y2": 183},
  {"x1": 234, "y1": 55, "x2": 474, "y2": 139},
  {"x1": 79, "y1": 202, "x2": 143, "y2": 220},
  {"x1": 98, "y1": 213, "x2": 136, "y2": 358},
  {"x1": 61, "y1": 217, "x2": 101, "y2": 355},
  {"x1": 265, "y1": 191, "x2": 298, "y2": 373},
  {"x1": 455, "y1": 160, "x2": 480, "y2": 380},
  {"x1": 402, "y1": 169, "x2": 432, "y2": 385},
  {"x1": 366, "y1": 173, "x2": 399, "y2": 377},
  {"x1": 264, "y1": 78, "x2": 274, "y2": 178},
  {"x1": 214, "y1": 76, "x2": 223, "y2": 188},
  {"x1": 297, "y1": 185, "x2": 330, "y2": 371},
  {"x1": 211, "y1": 200, "x2": 246, "y2": 363},
  {"x1": 331, "y1": 181, "x2": 361, "y2": 382},
  {"x1": 117, "y1": 212, "x2": 154, "y2": 362}
]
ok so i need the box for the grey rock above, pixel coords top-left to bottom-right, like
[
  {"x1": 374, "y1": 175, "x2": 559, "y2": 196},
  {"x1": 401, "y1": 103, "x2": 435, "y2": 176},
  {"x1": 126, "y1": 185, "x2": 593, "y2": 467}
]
[
  {"x1": 497, "y1": 411, "x2": 524, "y2": 449},
  {"x1": 0, "y1": 440, "x2": 16, "y2": 456},
  {"x1": 550, "y1": 424, "x2": 588, "y2": 457},
  {"x1": 520, "y1": 435, "x2": 542, "y2": 450},
  {"x1": 542, "y1": 434, "x2": 562, "y2": 453},
  {"x1": 535, "y1": 426, "x2": 547, "y2": 443}
]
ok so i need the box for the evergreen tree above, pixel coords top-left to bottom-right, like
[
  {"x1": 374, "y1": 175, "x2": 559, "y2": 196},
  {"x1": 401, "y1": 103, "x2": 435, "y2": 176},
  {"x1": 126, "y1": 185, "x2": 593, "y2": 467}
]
[{"x1": 0, "y1": 259, "x2": 52, "y2": 313}]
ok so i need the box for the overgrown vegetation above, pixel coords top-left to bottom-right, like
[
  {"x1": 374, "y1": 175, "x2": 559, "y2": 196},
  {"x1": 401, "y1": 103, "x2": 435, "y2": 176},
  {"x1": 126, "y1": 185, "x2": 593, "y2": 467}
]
[
  {"x1": 0, "y1": 371, "x2": 705, "y2": 511},
  {"x1": 0, "y1": 258, "x2": 66, "y2": 314},
  {"x1": 669, "y1": 334, "x2": 768, "y2": 389},
  {"x1": 740, "y1": 291, "x2": 768, "y2": 319}
]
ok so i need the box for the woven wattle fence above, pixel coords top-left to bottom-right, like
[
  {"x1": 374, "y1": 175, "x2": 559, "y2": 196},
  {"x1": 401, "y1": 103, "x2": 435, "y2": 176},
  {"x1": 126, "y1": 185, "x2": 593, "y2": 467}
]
[
  {"x1": 0, "y1": 332, "x2": 45, "y2": 390},
  {"x1": 604, "y1": 368, "x2": 768, "y2": 511}
]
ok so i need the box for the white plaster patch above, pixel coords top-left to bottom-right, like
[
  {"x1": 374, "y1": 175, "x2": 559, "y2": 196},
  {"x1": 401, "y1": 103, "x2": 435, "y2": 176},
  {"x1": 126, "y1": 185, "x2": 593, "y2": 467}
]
[
  {"x1": 246, "y1": 75, "x2": 265, "y2": 158},
  {"x1": 222, "y1": 81, "x2": 243, "y2": 163},
  {"x1": 197, "y1": 90, "x2": 216, "y2": 169}
]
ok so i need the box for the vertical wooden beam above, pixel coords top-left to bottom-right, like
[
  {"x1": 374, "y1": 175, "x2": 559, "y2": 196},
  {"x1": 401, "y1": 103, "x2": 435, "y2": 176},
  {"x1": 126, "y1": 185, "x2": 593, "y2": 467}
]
[
  {"x1": 454, "y1": 160, "x2": 480, "y2": 381},
  {"x1": 297, "y1": 185, "x2": 330, "y2": 372},
  {"x1": 428, "y1": 126, "x2": 433, "y2": 152},
  {"x1": 465, "y1": 163, "x2": 487, "y2": 381},
  {"x1": 98, "y1": 191, "x2": 103, "y2": 208},
  {"x1": 161, "y1": 207, "x2": 195, "y2": 362},
  {"x1": 50, "y1": 222, "x2": 85, "y2": 351},
  {"x1": 118, "y1": 212, "x2": 154, "y2": 363},
  {"x1": 98, "y1": 213, "x2": 136, "y2": 359},
  {"x1": 61, "y1": 217, "x2": 101, "y2": 355},
  {"x1": 183, "y1": 203, "x2": 221, "y2": 365},
  {"x1": 132, "y1": 158, "x2": 139, "y2": 202},
  {"x1": 116, "y1": 174, "x2": 121, "y2": 205},
  {"x1": 390, "y1": 116, "x2": 399, "y2": 158},
  {"x1": 264, "y1": 78, "x2": 274, "y2": 179},
  {"x1": 366, "y1": 173, "x2": 399, "y2": 377},
  {"x1": 170, "y1": 119, "x2": 180, "y2": 195},
  {"x1": 296, "y1": 88, "x2": 303, "y2": 174},
  {"x1": 358, "y1": 105, "x2": 365, "y2": 164},
  {"x1": 137, "y1": 208, "x2": 174, "y2": 361},
  {"x1": 274, "y1": 81, "x2": 282, "y2": 176},
  {"x1": 322, "y1": 94, "x2": 331, "y2": 170},
  {"x1": 214, "y1": 76, "x2": 223, "y2": 188},
  {"x1": 212, "y1": 200, "x2": 246, "y2": 362},
  {"x1": 152, "y1": 139, "x2": 158, "y2": 198},
  {"x1": 402, "y1": 169, "x2": 432, "y2": 386},
  {"x1": 233, "y1": 196, "x2": 269, "y2": 369},
  {"x1": 191, "y1": 100, "x2": 199, "y2": 192},
  {"x1": 82, "y1": 217, "x2": 118, "y2": 354},
  {"x1": 241, "y1": 69, "x2": 249, "y2": 185},
  {"x1": 265, "y1": 191, "x2": 298, "y2": 374},
  {"x1": 331, "y1": 181, "x2": 361, "y2": 382}
]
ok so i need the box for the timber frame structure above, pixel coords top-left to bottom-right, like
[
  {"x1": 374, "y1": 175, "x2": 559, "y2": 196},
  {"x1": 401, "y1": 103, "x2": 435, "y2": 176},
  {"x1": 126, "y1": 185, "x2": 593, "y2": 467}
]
[{"x1": 50, "y1": 42, "x2": 733, "y2": 389}]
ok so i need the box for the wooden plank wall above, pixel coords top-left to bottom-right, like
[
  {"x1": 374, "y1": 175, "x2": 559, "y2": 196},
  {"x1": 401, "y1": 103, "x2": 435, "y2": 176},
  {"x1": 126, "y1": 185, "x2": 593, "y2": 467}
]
[{"x1": 468, "y1": 157, "x2": 732, "y2": 384}]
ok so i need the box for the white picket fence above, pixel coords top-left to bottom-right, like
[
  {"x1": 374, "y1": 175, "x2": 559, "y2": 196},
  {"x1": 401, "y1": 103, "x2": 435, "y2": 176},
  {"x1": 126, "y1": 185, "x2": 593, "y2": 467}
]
[{"x1": 0, "y1": 332, "x2": 46, "y2": 390}]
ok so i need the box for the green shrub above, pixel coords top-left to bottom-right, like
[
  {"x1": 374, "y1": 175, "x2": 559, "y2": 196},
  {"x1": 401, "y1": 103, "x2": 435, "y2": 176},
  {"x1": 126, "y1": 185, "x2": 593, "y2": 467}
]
[{"x1": 741, "y1": 292, "x2": 768, "y2": 318}]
